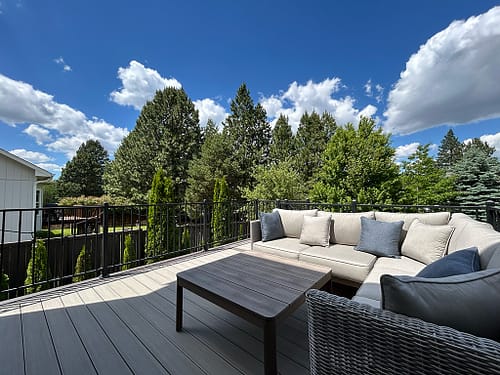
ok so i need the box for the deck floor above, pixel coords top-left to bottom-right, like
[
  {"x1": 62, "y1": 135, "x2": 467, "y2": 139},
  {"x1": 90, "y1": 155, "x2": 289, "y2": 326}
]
[{"x1": 0, "y1": 243, "x2": 310, "y2": 374}]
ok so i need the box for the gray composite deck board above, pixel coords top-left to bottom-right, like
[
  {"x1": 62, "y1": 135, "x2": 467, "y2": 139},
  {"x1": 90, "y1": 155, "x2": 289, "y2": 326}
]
[{"x1": 0, "y1": 247, "x2": 311, "y2": 374}]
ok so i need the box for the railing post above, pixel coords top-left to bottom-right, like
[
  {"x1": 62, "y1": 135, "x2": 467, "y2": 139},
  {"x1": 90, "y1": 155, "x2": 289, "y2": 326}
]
[
  {"x1": 203, "y1": 199, "x2": 209, "y2": 251},
  {"x1": 101, "y1": 202, "x2": 109, "y2": 278},
  {"x1": 351, "y1": 199, "x2": 357, "y2": 213},
  {"x1": 254, "y1": 199, "x2": 259, "y2": 221},
  {"x1": 486, "y1": 200, "x2": 494, "y2": 226},
  {"x1": 275, "y1": 199, "x2": 280, "y2": 209}
]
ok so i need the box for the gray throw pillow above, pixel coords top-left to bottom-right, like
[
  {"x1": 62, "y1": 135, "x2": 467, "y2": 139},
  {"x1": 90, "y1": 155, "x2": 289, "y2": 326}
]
[
  {"x1": 416, "y1": 247, "x2": 480, "y2": 278},
  {"x1": 355, "y1": 217, "x2": 403, "y2": 257},
  {"x1": 381, "y1": 269, "x2": 500, "y2": 341},
  {"x1": 260, "y1": 211, "x2": 284, "y2": 242}
]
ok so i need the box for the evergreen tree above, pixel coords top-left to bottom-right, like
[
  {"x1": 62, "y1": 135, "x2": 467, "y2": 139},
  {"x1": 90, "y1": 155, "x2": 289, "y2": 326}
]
[
  {"x1": 270, "y1": 115, "x2": 295, "y2": 164},
  {"x1": 400, "y1": 144, "x2": 457, "y2": 205},
  {"x1": 25, "y1": 240, "x2": 50, "y2": 293},
  {"x1": 311, "y1": 117, "x2": 401, "y2": 204},
  {"x1": 294, "y1": 111, "x2": 330, "y2": 184},
  {"x1": 243, "y1": 161, "x2": 307, "y2": 200},
  {"x1": 58, "y1": 140, "x2": 109, "y2": 197},
  {"x1": 436, "y1": 129, "x2": 463, "y2": 170},
  {"x1": 223, "y1": 83, "x2": 271, "y2": 193},
  {"x1": 185, "y1": 121, "x2": 241, "y2": 202},
  {"x1": 0, "y1": 273, "x2": 9, "y2": 300},
  {"x1": 321, "y1": 111, "x2": 338, "y2": 140},
  {"x1": 463, "y1": 137, "x2": 496, "y2": 157},
  {"x1": 73, "y1": 244, "x2": 93, "y2": 282},
  {"x1": 104, "y1": 87, "x2": 202, "y2": 202},
  {"x1": 146, "y1": 169, "x2": 177, "y2": 261},
  {"x1": 211, "y1": 176, "x2": 230, "y2": 246},
  {"x1": 451, "y1": 147, "x2": 500, "y2": 206},
  {"x1": 121, "y1": 234, "x2": 135, "y2": 271}
]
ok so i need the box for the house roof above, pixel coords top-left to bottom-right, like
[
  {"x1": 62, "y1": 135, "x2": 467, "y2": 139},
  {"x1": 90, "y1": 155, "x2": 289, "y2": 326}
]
[{"x1": 0, "y1": 148, "x2": 54, "y2": 182}]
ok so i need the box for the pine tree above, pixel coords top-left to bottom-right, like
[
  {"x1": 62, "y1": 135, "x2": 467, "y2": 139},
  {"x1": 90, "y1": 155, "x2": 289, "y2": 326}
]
[
  {"x1": 146, "y1": 169, "x2": 177, "y2": 261},
  {"x1": 436, "y1": 129, "x2": 463, "y2": 170},
  {"x1": 451, "y1": 147, "x2": 500, "y2": 206},
  {"x1": 311, "y1": 117, "x2": 401, "y2": 204},
  {"x1": 185, "y1": 121, "x2": 241, "y2": 202},
  {"x1": 270, "y1": 115, "x2": 295, "y2": 164},
  {"x1": 223, "y1": 83, "x2": 271, "y2": 193},
  {"x1": 73, "y1": 244, "x2": 93, "y2": 282},
  {"x1": 25, "y1": 240, "x2": 50, "y2": 293},
  {"x1": 463, "y1": 137, "x2": 496, "y2": 157},
  {"x1": 400, "y1": 144, "x2": 457, "y2": 205},
  {"x1": 58, "y1": 140, "x2": 109, "y2": 197},
  {"x1": 121, "y1": 234, "x2": 135, "y2": 271},
  {"x1": 104, "y1": 87, "x2": 202, "y2": 202},
  {"x1": 294, "y1": 111, "x2": 330, "y2": 185}
]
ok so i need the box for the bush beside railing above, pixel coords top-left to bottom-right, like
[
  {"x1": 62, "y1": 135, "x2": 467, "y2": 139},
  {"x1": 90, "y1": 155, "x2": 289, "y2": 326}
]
[{"x1": 0, "y1": 199, "x2": 499, "y2": 300}]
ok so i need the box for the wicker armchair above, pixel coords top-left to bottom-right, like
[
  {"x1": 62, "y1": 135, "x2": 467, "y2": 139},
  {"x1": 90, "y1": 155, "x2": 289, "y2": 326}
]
[{"x1": 306, "y1": 289, "x2": 500, "y2": 375}]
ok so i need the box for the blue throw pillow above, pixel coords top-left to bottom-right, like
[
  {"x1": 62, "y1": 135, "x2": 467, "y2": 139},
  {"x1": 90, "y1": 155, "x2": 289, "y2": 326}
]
[
  {"x1": 260, "y1": 211, "x2": 284, "y2": 242},
  {"x1": 416, "y1": 247, "x2": 480, "y2": 278},
  {"x1": 355, "y1": 217, "x2": 403, "y2": 257}
]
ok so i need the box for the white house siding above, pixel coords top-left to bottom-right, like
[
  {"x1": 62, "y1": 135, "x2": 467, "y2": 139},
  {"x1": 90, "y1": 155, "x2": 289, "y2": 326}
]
[{"x1": 0, "y1": 153, "x2": 37, "y2": 243}]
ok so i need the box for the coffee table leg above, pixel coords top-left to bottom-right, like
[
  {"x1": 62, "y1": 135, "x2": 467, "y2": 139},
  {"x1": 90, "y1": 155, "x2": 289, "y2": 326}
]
[
  {"x1": 176, "y1": 283, "x2": 183, "y2": 331},
  {"x1": 264, "y1": 319, "x2": 277, "y2": 375}
]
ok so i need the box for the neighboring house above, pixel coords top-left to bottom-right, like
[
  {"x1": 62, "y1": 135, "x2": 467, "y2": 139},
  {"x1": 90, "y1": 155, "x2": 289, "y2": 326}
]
[{"x1": 0, "y1": 149, "x2": 53, "y2": 243}]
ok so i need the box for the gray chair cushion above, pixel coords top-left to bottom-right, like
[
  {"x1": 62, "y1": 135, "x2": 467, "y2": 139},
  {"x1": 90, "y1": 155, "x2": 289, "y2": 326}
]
[
  {"x1": 252, "y1": 237, "x2": 310, "y2": 260},
  {"x1": 401, "y1": 219, "x2": 454, "y2": 264},
  {"x1": 416, "y1": 247, "x2": 480, "y2": 278},
  {"x1": 259, "y1": 211, "x2": 284, "y2": 242},
  {"x1": 300, "y1": 215, "x2": 331, "y2": 247},
  {"x1": 355, "y1": 217, "x2": 403, "y2": 257},
  {"x1": 381, "y1": 269, "x2": 500, "y2": 341},
  {"x1": 275, "y1": 209, "x2": 318, "y2": 238}
]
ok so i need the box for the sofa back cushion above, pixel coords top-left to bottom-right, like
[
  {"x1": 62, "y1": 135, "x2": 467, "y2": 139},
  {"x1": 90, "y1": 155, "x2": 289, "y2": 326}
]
[
  {"x1": 318, "y1": 211, "x2": 375, "y2": 245},
  {"x1": 375, "y1": 211, "x2": 450, "y2": 242},
  {"x1": 381, "y1": 269, "x2": 500, "y2": 341},
  {"x1": 275, "y1": 209, "x2": 318, "y2": 238},
  {"x1": 448, "y1": 213, "x2": 500, "y2": 269},
  {"x1": 401, "y1": 219, "x2": 454, "y2": 265}
]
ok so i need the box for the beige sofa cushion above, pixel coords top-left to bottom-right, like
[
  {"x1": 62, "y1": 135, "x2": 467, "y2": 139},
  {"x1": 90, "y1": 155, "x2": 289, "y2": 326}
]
[
  {"x1": 299, "y1": 244, "x2": 376, "y2": 284},
  {"x1": 448, "y1": 213, "x2": 500, "y2": 269},
  {"x1": 318, "y1": 211, "x2": 375, "y2": 245},
  {"x1": 300, "y1": 215, "x2": 331, "y2": 247},
  {"x1": 275, "y1": 209, "x2": 317, "y2": 238},
  {"x1": 354, "y1": 256, "x2": 426, "y2": 305},
  {"x1": 375, "y1": 211, "x2": 450, "y2": 241},
  {"x1": 252, "y1": 237, "x2": 310, "y2": 260},
  {"x1": 401, "y1": 219, "x2": 454, "y2": 264}
]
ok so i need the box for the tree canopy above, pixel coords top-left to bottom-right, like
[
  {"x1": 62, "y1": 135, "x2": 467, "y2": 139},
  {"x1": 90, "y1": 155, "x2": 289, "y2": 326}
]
[
  {"x1": 58, "y1": 140, "x2": 109, "y2": 197},
  {"x1": 310, "y1": 117, "x2": 400, "y2": 204},
  {"x1": 269, "y1": 115, "x2": 295, "y2": 164},
  {"x1": 104, "y1": 87, "x2": 202, "y2": 202},
  {"x1": 436, "y1": 129, "x2": 463, "y2": 170}
]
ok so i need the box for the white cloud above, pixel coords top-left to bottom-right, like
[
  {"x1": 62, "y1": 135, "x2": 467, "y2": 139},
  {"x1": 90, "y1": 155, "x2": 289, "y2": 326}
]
[
  {"x1": 259, "y1": 78, "x2": 377, "y2": 131},
  {"x1": 395, "y1": 142, "x2": 420, "y2": 159},
  {"x1": 36, "y1": 163, "x2": 62, "y2": 173},
  {"x1": 0, "y1": 73, "x2": 129, "y2": 158},
  {"x1": 375, "y1": 84, "x2": 384, "y2": 103},
  {"x1": 54, "y1": 56, "x2": 72, "y2": 72},
  {"x1": 193, "y1": 98, "x2": 228, "y2": 128},
  {"x1": 384, "y1": 6, "x2": 500, "y2": 135},
  {"x1": 110, "y1": 60, "x2": 181, "y2": 110},
  {"x1": 473, "y1": 132, "x2": 500, "y2": 157},
  {"x1": 9, "y1": 148, "x2": 53, "y2": 163},
  {"x1": 364, "y1": 79, "x2": 372, "y2": 96},
  {"x1": 23, "y1": 124, "x2": 52, "y2": 144}
]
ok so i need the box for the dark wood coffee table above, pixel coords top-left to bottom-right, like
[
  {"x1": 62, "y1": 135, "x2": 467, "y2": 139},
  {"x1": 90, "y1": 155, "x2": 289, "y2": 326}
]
[{"x1": 176, "y1": 252, "x2": 331, "y2": 375}]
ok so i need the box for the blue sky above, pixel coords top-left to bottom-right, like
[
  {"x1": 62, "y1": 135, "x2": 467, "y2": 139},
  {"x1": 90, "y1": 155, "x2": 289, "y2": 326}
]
[{"x1": 1, "y1": 0, "x2": 499, "y2": 176}]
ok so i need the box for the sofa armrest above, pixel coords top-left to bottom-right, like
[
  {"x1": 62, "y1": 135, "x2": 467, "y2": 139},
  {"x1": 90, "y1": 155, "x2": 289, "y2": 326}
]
[
  {"x1": 306, "y1": 289, "x2": 500, "y2": 375},
  {"x1": 250, "y1": 220, "x2": 261, "y2": 249}
]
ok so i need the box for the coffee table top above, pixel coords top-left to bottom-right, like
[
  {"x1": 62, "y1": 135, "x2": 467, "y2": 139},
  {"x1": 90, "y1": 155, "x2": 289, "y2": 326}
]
[{"x1": 177, "y1": 252, "x2": 331, "y2": 324}]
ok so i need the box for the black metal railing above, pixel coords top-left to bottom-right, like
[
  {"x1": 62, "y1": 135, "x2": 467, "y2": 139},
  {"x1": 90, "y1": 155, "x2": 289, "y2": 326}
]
[{"x1": 0, "y1": 199, "x2": 499, "y2": 300}]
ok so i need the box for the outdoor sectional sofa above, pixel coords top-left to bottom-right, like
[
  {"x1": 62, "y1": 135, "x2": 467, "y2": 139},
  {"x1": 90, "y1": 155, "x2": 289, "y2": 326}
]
[{"x1": 250, "y1": 209, "x2": 500, "y2": 374}]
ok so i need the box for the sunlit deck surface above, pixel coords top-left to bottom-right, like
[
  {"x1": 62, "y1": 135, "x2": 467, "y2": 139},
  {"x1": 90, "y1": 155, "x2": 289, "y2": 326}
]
[{"x1": 0, "y1": 241, "x2": 310, "y2": 375}]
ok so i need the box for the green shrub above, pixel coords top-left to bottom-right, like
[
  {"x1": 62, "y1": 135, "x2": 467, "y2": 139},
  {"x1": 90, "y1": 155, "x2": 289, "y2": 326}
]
[
  {"x1": 73, "y1": 244, "x2": 93, "y2": 282},
  {"x1": 122, "y1": 234, "x2": 136, "y2": 271},
  {"x1": 25, "y1": 239, "x2": 50, "y2": 294},
  {"x1": 0, "y1": 273, "x2": 9, "y2": 300}
]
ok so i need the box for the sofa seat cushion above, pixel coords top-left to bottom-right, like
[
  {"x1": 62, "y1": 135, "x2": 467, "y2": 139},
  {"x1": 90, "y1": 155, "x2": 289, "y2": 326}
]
[
  {"x1": 252, "y1": 237, "x2": 310, "y2": 260},
  {"x1": 354, "y1": 256, "x2": 426, "y2": 305},
  {"x1": 299, "y1": 244, "x2": 376, "y2": 284},
  {"x1": 375, "y1": 211, "x2": 450, "y2": 242},
  {"x1": 448, "y1": 213, "x2": 500, "y2": 269}
]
